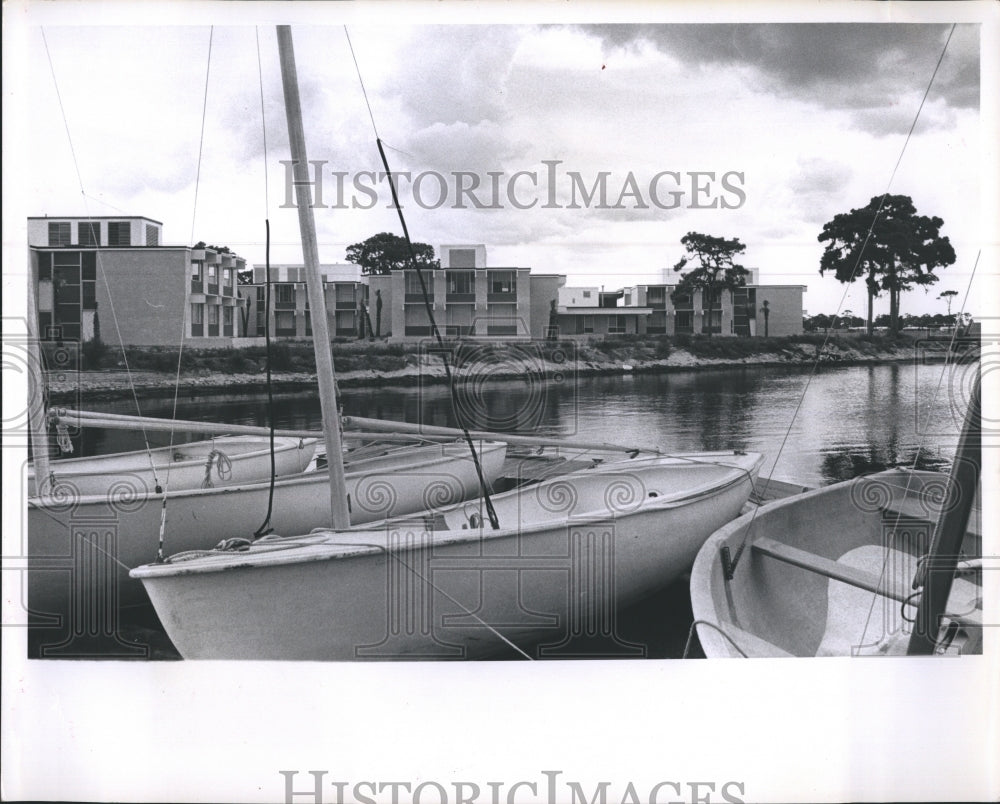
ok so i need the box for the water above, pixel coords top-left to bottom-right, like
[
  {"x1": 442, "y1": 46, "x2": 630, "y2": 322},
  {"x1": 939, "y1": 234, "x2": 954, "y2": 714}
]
[
  {"x1": 76, "y1": 361, "x2": 965, "y2": 485},
  {"x1": 46, "y1": 361, "x2": 967, "y2": 660}
]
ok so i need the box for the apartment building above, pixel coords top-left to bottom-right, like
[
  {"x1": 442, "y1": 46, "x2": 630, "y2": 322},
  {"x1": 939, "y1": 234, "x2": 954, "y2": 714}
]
[
  {"x1": 241, "y1": 263, "x2": 369, "y2": 340},
  {"x1": 28, "y1": 216, "x2": 247, "y2": 347},
  {"x1": 371, "y1": 245, "x2": 563, "y2": 342}
]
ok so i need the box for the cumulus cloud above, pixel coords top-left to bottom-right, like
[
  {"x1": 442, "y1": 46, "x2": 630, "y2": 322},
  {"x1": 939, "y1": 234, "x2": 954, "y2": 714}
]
[{"x1": 584, "y1": 23, "x2": 979, "y2": 135}]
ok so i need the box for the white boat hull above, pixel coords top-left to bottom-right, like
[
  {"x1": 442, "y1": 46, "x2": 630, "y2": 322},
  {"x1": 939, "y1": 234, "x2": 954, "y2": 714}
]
[
  {"x1": 690, "y1": 469, "x2": 983, "y2": 658},
  {"x1": 28, "y1": 435, "x2": 317, "y2": 497},
  {"x1": 133, "y1": 451, "x2": 763, "y2": 660},
  {"x1": 25, "y1": 441, "x2": 508, "y2": 636}
]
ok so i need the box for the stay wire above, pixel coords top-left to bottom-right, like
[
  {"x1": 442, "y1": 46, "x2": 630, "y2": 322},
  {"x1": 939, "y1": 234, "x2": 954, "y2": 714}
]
[
  {"x1": 40, "y1": 28, "x2": 161, "y2": 489},
  {"x1": 375, "y1": 139, "x2": 502, "y2": 530},
  {"x1": 253, "y1": 27, "x2": 278, "y2": 538},
  {"x1": 344, "y1": 25, "x2": 500, "y2": 529},
  {"x1": 723, "y1": 22, "x2": 959, "y2": 579}
]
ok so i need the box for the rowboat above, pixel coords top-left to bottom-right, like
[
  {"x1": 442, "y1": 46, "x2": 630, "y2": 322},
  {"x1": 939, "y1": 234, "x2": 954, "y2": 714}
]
[
  {"x1": 130, "y1": 450, "x2": 763, "y2": 660},
  {"x1": 690, "y1": 376, "x2": 983, "y2": 658},
  {"x1": 27, "y1": 435, "x2": 317, "y2": 497},
  {"x1": 27, "y1": 438, "x2": 508, "y2": 618}
]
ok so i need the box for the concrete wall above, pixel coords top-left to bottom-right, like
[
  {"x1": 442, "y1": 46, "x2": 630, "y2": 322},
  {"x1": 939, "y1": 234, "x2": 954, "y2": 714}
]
[
  {"x1": 754, "y1": 286, "x2": 804, "y2": 336},
  {"x1": 93, "y1": 248, "x2": 187, "y2": 346},
  {"x1": 529, "y1": 275, "x2": 563, "y2": 338}
]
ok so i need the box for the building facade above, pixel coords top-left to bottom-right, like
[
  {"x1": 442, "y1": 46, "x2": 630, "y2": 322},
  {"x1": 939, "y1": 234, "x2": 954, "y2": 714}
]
[
  {"x1": 372, "y1": 245, "x2": 552, "y2": 342},
  {"x1": 28, "y1": 216, "x2": 247, "y2": 347},
  {"x1": 241, "y1": 263, "x2": 369, "y2": 340}
]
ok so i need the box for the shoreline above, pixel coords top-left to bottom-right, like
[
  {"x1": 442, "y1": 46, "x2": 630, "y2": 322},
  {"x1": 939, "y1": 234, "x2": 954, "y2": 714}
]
[{"x1": 46, "y1": 343, "x2": 950, "y2": 403}]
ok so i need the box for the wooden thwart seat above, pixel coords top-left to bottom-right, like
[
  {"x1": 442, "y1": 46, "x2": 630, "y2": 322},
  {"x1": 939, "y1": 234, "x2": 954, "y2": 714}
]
[{"x1": 752, "y1": 537, "x2": 910, "y2": 603}]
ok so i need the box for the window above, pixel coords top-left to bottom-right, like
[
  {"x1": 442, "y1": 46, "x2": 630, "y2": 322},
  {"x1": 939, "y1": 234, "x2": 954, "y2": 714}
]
[
  {"x1": 37, "y1": 253, "x2": 52, "y2": 280},
  {"x1": 191, "y1": 303, "x2": 204, "y2": 336},
  {"x1": 405, "y1": 271, "x2": 432, "y2": 295},
  {"x1": 107, "y1": 221, "x2": 131, "y2": 246},
  {"x1": 207, "y1": 265, "x2": 217, "y2": 282},
  {"x1": 488, "y1": 271, "x2": 515, "y2": 294},
  {"x1": 223, "y1": 306, "x2": 234, "y2": 335},
  {"x1": 223, "y1": 268, "x2": 232, "y2": 286},
  {"x1": 582, "y1": 290, "x2": 592, "y2": 299},
  {"x1": 191, "y1": 261, "x2": 203, "y2": 292},
  {"x1": 446, "y1": 271, "x2": 474, "y2": 295},
  {"x1": 145, "y1": 224, "x2": 159, "y2": 246},
  {"x1": 48, "y1": 222, "x2": 71, "y2": 246},
  {"x1": 275, "y1": 284, "x2": 295, "y2": 308},
  {"x1": 79, "y1": 222, "x2": 100, "y2": 246},
  {"x1": 275, "y1": 311, "x2": 296, "y2": 334},
  {"x1": 208, "y1": 305, "x2": 219, "y2": 325}
]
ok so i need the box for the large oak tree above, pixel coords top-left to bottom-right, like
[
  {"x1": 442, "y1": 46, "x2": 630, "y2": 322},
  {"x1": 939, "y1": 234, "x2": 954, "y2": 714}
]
[
  {"x1": 346, "y1": 232, "x2": 439, "y2": 275},
  {"x1": 670, "y1": 232, "x2": 749, "y2": 337},
  {"x1": 818, "y1": 195, "x2": 955, "y2": 335}
]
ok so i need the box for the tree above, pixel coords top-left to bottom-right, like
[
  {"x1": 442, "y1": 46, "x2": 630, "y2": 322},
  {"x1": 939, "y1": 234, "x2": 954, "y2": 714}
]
[
  {"x1": 670, "y1": 232, "x2": 749, "y2": 338},
  {"x1": 818, "y1": 194, "x2": 955, "y2": 335},
  {"x1": 938, "y1": 290, "x2": 959, "y2": 322},
  {"x1": 346, "y1": 232, "x2": 439, "y2": 275}
]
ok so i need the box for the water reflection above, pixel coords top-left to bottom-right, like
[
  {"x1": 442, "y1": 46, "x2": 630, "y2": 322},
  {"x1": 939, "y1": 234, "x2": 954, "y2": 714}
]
[{"x1": 67, "y1": 362, "x2": 964, "y2": 488}]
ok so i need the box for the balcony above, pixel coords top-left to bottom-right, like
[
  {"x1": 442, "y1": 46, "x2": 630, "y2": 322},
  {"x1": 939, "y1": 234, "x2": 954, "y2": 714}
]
[
  {"x1": 445, "y1": 292, "x2": 476, "y2": 304},
  {"x1": 206, "y1": 283, "x2": 219, "y2": 296},
  {"x1": 486, "y1": 292, "x2": 517, "y2": 303},
  {"x1": 191, "y1": 280, "x2": 203, "y2": 294},
  {"x1": 335, "y1": 299, "x2": 357, "y2": 310}
]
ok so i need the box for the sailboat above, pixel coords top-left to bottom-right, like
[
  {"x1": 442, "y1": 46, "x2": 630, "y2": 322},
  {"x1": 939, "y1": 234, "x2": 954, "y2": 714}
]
[
  {"x1": 27, "y1": 434, "x2": 317, "y2": 497},
  {"x1": 128, "y1": 26, "x2": 764, "y2": 661},
  {"x1": 689, "y1": 375, "x2": 983, "y2": 658}
]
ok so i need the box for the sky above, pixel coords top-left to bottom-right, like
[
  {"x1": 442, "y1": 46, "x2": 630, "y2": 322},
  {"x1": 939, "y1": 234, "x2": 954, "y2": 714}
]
[{"x1": 7, "y1": 4, "x2": 996, "y2": 320}]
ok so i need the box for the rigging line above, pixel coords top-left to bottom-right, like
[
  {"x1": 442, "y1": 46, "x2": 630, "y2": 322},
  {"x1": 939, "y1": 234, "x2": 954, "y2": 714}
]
[
  {"x1": 376, "y1": 138, "x2": 502, "y2": 531},
  {"x1": 164, "y1": 25, "x2": 215, "y2": 502},
  {"x1": 255, "y1": 28, "x2": 277, "y2": 537},
  {"x1": 724, "y1": 24, "x2": 959, "y2": 579},
  {"x1": 254, "y1": 221, "x2": 278, "y2": 538},
  {"x1": 40, "y1": 29, "x2": 85, "y2": 195},
  {"x1": 343, "y1": 27, "x2": 380, "y2": 140},
  {"x1": 189, "y1": 26, "x2": 215, "y2": 245},
  {"x1": 343, "y1": 30, "x2": 501, "y2": 528},
  {"x1": 40, "y1": 27, "x2": 161, "y2": 482},
  {"x1": 256, "y1": 26, "x2": 271, "y2": 215},
  {"x1": 856, "y1": 250, "x2": 981, "y2": 643}
]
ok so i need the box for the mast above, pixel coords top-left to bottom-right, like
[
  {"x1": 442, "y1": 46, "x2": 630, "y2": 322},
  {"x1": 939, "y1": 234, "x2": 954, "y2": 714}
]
[
  {"x1": 906, "y1": 371, "x2": 981, "y2": 655},
  {"x1": 276, "y1": 26, "x2": 350, "y2": 529},
  {"x1": 26, "y1": 251, "x2": 52, "y2": 491}
]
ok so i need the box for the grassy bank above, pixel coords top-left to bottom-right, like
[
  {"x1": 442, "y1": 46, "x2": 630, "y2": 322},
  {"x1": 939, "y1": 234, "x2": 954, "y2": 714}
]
[{"x1": 44, "y1": 333, "x2": 955, "y2": 402}]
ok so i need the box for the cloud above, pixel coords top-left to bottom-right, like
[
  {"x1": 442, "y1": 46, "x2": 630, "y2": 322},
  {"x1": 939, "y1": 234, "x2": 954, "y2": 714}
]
[{"x1": 584, "y1": 23, "x2": 979, "y2": 135}]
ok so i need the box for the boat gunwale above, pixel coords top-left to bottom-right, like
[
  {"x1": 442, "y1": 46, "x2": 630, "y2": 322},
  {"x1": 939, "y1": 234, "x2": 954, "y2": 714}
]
[
  {"x1": 130, "y1": 451, "x2": 763, "y2": 579},
  {"x1": 28, "y1": 435, "x2": 317, "y2": 478},
  {"x1": 29, "y1": 439, "x2": 509, "y2": 507},
  {"x1": 689, "y1": 467, "x2": 967, "y2": 658}
]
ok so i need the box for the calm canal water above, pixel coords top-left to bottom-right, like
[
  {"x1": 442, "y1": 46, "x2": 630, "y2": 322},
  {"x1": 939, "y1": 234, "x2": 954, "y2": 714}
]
[
  {"x1": 79, "y1": 361, "x2": 966, "y2": 485},
  {"x1": 60, "y1": 361, "x2": 969, "y2": 660}
]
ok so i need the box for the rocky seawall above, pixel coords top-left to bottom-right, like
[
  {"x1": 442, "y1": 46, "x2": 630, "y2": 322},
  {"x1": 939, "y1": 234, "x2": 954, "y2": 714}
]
[{"x1": 44, "y1": 338, "x2": 948, "y2": 403}]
